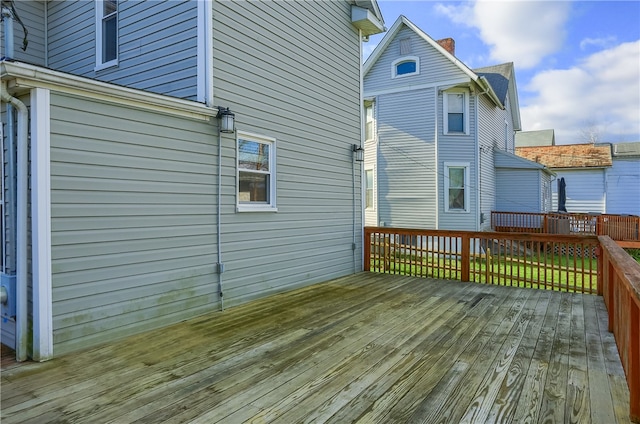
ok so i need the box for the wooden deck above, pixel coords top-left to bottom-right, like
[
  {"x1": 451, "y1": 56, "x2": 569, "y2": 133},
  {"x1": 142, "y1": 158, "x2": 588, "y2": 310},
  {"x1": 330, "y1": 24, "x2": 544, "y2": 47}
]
[{"x1": 0, "y1": 273, "x2": 631, "y2": 423}]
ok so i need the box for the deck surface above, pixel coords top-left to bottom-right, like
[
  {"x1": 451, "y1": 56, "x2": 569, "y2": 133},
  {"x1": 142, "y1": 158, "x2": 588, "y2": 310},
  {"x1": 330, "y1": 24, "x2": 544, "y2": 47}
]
[{"x1": 0, "y1": 273, "x2": 631, "y2": 423}]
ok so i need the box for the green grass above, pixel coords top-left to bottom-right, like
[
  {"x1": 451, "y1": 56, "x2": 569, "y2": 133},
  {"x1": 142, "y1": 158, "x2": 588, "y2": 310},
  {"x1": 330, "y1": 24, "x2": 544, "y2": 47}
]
[
  {"x1": 370, "y1": 252, "x2": 598, "y2": 294},
  {"x1": 624, "y1": 248, "x2": 640, "y2": 264}
]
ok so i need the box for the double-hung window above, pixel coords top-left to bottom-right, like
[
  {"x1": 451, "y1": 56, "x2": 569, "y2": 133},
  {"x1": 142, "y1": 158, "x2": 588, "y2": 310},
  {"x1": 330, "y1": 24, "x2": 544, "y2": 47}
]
[
  {"x1": 237, "y1": 133, "x2": 277, "y2": 212},
  {"x1": 443, "y1": 90, "x2": 469, "y2": 135},
  {"x1": 444, "y1": 162, "x2": 470, "y2": 212},
  {"x1": 365, "y1": 169, "x2": 374, "y2": 209},
  {"x1": 96, "y1": 0, "x2": 118, "y2": 69},
  {"x1": 365, "y1": 103, "x2": 375, "y2": 141}
]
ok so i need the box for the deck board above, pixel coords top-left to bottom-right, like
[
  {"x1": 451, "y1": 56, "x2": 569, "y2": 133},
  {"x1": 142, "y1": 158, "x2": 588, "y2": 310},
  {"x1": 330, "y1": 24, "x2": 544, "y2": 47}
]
[{"x1": 0, "y1": 273, "x2": 631, "y2": 424}]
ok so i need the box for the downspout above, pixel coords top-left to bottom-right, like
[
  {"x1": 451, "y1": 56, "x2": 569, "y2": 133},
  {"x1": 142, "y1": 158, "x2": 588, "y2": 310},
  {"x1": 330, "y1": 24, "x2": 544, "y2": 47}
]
[
  {"x1": 354, "y1": 28, "x2": 364, "y2": 273},
  {"x1": 434, "y1": 86, "x2": 439, "y2": 229},
  {"x1": 1, "y1": 80, "x2": 29, "y2": 362},
  {"x1": 475, "y1": 94, "x2": 480, "y2": 231},
  {"x1": 216, "y1": 123, "x2": 224, "y2": 311}
]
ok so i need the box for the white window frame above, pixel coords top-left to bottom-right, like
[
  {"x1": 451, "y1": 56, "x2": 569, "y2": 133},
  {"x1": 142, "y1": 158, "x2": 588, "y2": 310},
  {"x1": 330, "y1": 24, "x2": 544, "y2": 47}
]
[
  {"x1": 443, "y1": 89, "x2": 470, "y2": 135},
  {"x1": 391, "y1": 56, "x2": 420, "y2": 79},
  {"x1": 95, "y1": 0, "x2": 119, "y2": 71},
  {"x1": 365, "y1": 168, "x2": 375, "y2": 210},
  {"x1": 444, "y1": 162, "x2": 470, "y2": 213},
  {"x1": 364, "y1": 102, "x2": 375, "y2": 141},
  {"x1": 236, "y1": 132, "x2": 277, "y2": 212}
]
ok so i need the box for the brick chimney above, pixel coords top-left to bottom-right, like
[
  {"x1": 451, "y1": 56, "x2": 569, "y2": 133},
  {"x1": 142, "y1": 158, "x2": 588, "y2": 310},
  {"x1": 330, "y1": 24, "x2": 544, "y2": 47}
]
[{"x1": 437, "y1": 38, "x2": 455, "y2": 56}]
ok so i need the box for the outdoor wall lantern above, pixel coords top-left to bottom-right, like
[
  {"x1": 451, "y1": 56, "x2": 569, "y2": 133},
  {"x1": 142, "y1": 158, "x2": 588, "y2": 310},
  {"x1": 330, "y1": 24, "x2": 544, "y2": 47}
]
[
  {"x1": 217, "y1": 107, "x2": 235, "y2": 134},
  {"x1": 352, "y1": 144, "x2": 365, "y2": 162}
]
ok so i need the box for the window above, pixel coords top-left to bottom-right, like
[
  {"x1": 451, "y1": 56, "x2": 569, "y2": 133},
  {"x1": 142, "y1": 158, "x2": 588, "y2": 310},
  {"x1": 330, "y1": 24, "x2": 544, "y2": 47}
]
[
  {"x1": 365, "y1": 103, "x2": 375, "y2": 141},
  {"x1": 96, "y1": 0, "x2": 118, "y2": 69},
  {"x1": 443, "y1": 91, "x2": 469, "y2": 135},
  {"x1": 237, "y1": 133, "x2": 276, "y2": 212},
  {"x1": 391, "y1": 56, "x2": 419, "y2": 78},
  {"x1": 444, "y1": 162, "x2": 470, "y2": 212},
  {"x1": 365, "y1": 169, "x2": 374, "y2": 209}
]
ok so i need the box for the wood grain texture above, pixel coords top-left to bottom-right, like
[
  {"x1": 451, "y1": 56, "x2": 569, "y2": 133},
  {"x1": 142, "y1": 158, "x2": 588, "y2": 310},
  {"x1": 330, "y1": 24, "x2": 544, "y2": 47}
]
[{"x1": 0, "y1": 273, "x2": 631, "y2": 424}]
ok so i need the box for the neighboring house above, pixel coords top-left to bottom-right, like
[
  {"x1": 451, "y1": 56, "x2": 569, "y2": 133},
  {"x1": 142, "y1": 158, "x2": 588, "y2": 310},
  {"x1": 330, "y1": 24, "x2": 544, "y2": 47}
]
[
  {"x1": 1, "y1": 0, "x2": 384, "y2": 360},
  {"x1": 516, "y1": 143, "x2": 613, "y2": 213},
  {"x1": 363, "y1": 16, "x2": 549, "y2": 232},
  {"x1": 607, "y1": 142, "x2": 640, "y2": 215},
  {"x1": 515, "y1": 129, "x2": 555, "y2": 147}
]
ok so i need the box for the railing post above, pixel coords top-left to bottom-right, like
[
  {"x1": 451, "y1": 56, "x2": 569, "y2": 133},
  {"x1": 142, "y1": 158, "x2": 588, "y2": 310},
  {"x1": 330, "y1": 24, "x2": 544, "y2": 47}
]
[
  {"x1": 461, "y1": 235, "x2": 470, "y2": 282},
  {"x1": 363, "y1": 228, "x2": 371, "y2": 272},
  {"x1": 543, "y1": 214, "x2": 548, "y2": 233}
]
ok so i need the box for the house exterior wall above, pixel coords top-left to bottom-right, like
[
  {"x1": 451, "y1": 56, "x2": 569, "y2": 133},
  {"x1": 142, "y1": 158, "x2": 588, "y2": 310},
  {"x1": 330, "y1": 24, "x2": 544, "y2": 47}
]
[
  {"x1": 364, "y1": 127, "x2": 378, "y2": 227},
  {"x1": 48, "y1": 92, "x2": 219, "y2": 355},
  {"x1": 210, "y1": 0, "x2": 363, "y2": 306},
  {"x1": 495, "y1": 168, "x2": 542, "y2": 212},
  {"x1": 437, "y1": 90, "x2": 477, "y2": 231},
  {"x1": 364, "y1": 24, "x2": 472, "y2": 230},
  {"x1": 607, "y1": 158, "x2": 640, "y2": 215},
  {"x1": 0, "y1": 1, "x2": 46, "y2": 66},
  {"x1": 376, "y1": 88, "x2": 436, "y2": 229},
  {"x1": 364, "y1": 26, "x2": 466, "y2": 94},
  {"x1": 552, "y1": 169, "x2": 606, "y2": 214},
  {"x1": 47, "y1": 0, "x2": 199, "y2": 100}
]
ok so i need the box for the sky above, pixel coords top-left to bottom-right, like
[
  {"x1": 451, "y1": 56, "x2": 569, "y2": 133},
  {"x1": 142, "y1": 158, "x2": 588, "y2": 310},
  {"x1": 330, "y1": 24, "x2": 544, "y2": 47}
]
[{"x1": 363, "y1": 0, "x2": 640, "y2": 145}]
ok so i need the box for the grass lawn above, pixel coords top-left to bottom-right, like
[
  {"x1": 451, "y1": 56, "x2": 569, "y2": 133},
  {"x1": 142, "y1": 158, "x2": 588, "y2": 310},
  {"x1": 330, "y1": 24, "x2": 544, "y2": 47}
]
[{"x1": 370, "y1": 252, "x2": 598, "y2": 294}]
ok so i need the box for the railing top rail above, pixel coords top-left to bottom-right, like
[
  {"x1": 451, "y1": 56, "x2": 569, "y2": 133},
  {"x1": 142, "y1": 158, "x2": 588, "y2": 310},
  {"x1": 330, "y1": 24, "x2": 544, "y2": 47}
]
[
  {"x1": 364, "y1": 226, "x2": 600, "y2": 245},
  {"x1": 599, "y1": 235, "x2": 640, "y2": 305}
]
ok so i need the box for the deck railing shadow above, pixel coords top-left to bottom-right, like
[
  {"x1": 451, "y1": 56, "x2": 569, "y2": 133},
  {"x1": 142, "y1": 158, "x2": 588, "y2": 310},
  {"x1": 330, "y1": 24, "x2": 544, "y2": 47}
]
[{"x1": 364, "y1": 226, "x2": 640, "y2": 422}]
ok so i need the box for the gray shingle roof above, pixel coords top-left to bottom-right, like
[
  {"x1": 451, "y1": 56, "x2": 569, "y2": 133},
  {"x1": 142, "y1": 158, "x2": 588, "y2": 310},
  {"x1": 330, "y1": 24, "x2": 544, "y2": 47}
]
[{"x1": 473, "y1": 62, "x2": 513, "y2": 106}]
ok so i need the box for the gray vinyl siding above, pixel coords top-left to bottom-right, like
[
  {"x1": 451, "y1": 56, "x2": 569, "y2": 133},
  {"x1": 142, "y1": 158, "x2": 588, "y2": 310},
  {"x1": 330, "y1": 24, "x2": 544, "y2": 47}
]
[
  {"x1": 495, "y1": 169, "x2": 541, "y2": 212},
  {"x1": 606, "y1": 158, "x2": 640, "y2": 215},
  {"x1": 211, "y1": 0, "x2": 363, "y2": 306},
  {"x1": 438, "y1": 90, "x2": 477, "y2": 231},
  {"x1": 376, "y1": 88, "x2": 436, "y2": 229},
  {"x1": 365, "y1": 26, "x2": 466, "y2": 93},
  {"x1": 0, "y1": 0, "x2": 46, "y2": 66},
  {"x1": 552, "y1": 169, "x2": 606, "y2": 214},
  {"x1": 49, "y1": 92, "x2": 218, "y2": 355},
  {"x1": 47, "y1": 0, "x2": 198, "y2": 100}
]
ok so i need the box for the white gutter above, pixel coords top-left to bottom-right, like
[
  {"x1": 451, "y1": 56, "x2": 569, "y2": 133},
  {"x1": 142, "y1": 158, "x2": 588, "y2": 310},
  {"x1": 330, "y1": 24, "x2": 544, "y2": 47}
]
[{"x1": 1, "y1": 80, "x2": 28, "y2": 362}]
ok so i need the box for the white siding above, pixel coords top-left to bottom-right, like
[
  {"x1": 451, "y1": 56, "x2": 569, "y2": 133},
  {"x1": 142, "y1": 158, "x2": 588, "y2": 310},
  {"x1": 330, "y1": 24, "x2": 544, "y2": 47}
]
[
  {"x1": 364, "y1": 135, "x2": 378, "y2": 226},
  {"x1": 47, "y1": 0, "x2": 199, "y2": 100},
  {"x1": 607, "y1": 158, "x2": 640, "y2": 215},
  {"x1": 49, "y1": 92, "x2": 219, "y2": 355},
  {"x1": 552, "y1": 169, "x2": 606, "y2": 213},
  {"x1": 211, "y1": 0, "x2": 364, "y2": 306}
]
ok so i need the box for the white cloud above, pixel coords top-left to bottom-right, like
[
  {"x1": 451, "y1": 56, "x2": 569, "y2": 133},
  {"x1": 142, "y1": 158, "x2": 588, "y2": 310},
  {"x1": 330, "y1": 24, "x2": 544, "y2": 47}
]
[
  {"x1": 579, "y1": 36, "x2": 617, "y2": 51},
  {"x1": 436, "y1": 0, "x2": 571, "y2": 69},
  {"x1": 521, "y1": 40, "x2": 640, "y2": 143}
]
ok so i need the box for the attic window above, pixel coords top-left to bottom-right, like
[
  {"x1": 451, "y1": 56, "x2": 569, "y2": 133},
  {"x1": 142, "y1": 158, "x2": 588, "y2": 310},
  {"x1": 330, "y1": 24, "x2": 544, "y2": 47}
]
[{"x1": 391, "y1": 56, "x2": 419, "y2": 79}]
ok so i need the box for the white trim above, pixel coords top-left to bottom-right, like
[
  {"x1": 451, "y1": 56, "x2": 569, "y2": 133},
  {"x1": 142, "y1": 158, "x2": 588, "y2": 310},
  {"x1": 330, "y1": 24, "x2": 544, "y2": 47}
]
[
  {"x1": 2, "y1": 62, "x2": 215, "y2": 121},
  {"x1": 365, "y1": 168, "x2": 375, "y2": 211},
  {"x1": 30, "y1": 88, "x2": 53, "y2": 361},
  {"x1": 391, "y1": 56, "x2": 419, "y2": 79},
  {"x1": 443, "y1": 89, "x2": 470, "y2": 135},
  {"x1": 434, "y1": 86, "x2": 439, "y2": 229},
  {"x1": 94, "y1": 0, "x2": 119, "y2": 71},
  {"x1": 444, "y1": 161, "x2": 470, "y2": 213},
  {"x1": 197, "y1": 0, "x2": 213, "y2": 105},
  {"x1": 236, "y1": 132, "x2": 277, "y2": 213},
  {"x1": 364, "y1": 77, "x2": 468, "y2": 98}
]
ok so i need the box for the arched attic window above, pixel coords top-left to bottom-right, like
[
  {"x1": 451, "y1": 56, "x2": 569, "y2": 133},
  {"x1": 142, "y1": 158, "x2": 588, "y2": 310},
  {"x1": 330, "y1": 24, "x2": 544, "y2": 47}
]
[{"x1": 391, "y1": 56, "x2": 419, "y2": 78}]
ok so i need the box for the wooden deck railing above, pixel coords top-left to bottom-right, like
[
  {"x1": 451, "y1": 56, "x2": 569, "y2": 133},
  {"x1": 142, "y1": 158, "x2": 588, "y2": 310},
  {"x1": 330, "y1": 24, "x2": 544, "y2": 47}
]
[
  {"x1": 491, "y1": 211, "x2": 640, "y2": 242},
  {"x1": 364, "y1": 227, "x2": 600, "y2": 294},
  {"x1": 599, "y1": 236, "x2": 640, "y2": 422}
]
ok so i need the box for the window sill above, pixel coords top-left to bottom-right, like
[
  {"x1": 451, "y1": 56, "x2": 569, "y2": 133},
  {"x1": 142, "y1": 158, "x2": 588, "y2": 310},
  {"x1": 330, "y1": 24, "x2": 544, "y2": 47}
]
[
  {"x1": 237, "y1": 205, "x2": 278, "y2": 213},
  {"x1": 94, "y1": 60, "x2": 119, "y2": 72},
  {"x1": 445, "y1": 209, "x2": 470, "y2": 214}
]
